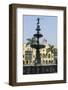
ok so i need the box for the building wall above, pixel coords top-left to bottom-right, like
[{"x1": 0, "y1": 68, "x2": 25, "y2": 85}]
[{"x1": 23, "y1": 43, "x2": 56, "y2": 65}]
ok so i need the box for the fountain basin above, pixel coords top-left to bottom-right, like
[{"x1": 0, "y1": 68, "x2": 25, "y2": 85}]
[
  {"x1": 34, "y1": 33, "x2": 43, "y2": 38},
  {"x1": 31, "y1": 44, "x2": 45, "y2": 49}
]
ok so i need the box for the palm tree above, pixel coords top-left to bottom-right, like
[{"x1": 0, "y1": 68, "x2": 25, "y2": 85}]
[
  {"x1": 53, "y1": 48, "x2": 57, "y2": 56},
  {"x1": 53, "y1": 48, "x2": 57, "y2": 64},
  {"x1": 26, "y1": 37, "x2": 37, "y2": 53},
  {"x1": 26, "y1": 37, "x2": 37, "y2": 47},
  {"x1": 25, "y1": 37, "x2": 37, "y2": 64},
  {"x1": 46, "y1": 44, "x2": 57, "y2": 61}
]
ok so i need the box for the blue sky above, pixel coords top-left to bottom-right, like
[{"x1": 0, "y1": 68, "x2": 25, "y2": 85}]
[{"x1": 23, "y1": 15, "x2": 57, "y2": 47}]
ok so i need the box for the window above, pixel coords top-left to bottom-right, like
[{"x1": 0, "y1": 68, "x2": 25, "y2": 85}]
[
  {"x1": 46, "y1": 60, "x2": 48, "y2": 64},
  {"x1": 48, "y1": 54, "x2": 50, "y2": 58},
  {"x1": 49, "y1": 60, "x2": 51, "y2": 63},
  {"x1": 26, "y1": 60, "x2": 28, "y2": 64},
  {"x1": 49, "y1": 60, "x2": 53, "y2": 64}
]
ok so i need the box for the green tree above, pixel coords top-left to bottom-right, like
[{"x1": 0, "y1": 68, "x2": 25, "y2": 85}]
[
  {"x1": 26, "y1": 37, "x2": 37, "y2": 64},
  {"x1": 26, "y1": 37, "x2": 37, "y2": 46},
  {"x1": 46, "y1": 44, "x2": 57, "y2": 61},
  {"x1": 53, "y1": 48, "x2": 57, "y2": 56}
]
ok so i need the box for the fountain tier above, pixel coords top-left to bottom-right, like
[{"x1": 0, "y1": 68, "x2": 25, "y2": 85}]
[{"x1": 31, "y1": 18, "x2": 45, "y2": 65}]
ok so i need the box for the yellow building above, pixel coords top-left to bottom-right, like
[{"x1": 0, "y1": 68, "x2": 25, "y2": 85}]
[{"x1": 23, "y1": 41, "x2": 57, "y2": 65}]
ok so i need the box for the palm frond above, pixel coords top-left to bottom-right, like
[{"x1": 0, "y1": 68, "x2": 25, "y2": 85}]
[
  {"x1": 26, "y1": 42, "x2": 30, "y2": 47},
  {"x1": 46, "y1": 44, "x2": 56, "y2": 54},
  {"x1": 27, "y1": 39, "x2": 32, "y2": 42},
  {"x1": 46, "y1": 48, "x2": 51, "y2": 53},
  {"x1": 26, "y1": 37, "x2": 37, "y2": 46}
]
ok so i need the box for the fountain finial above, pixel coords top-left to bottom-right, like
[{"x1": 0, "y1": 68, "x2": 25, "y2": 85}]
[{"x1": 37, "y1": 18, "x2": 40, "y2": 24}]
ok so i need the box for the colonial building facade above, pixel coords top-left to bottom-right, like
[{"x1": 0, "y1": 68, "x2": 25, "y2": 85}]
[{"x1": 23, "y1": 40, "x2": 57, "y2": 65}]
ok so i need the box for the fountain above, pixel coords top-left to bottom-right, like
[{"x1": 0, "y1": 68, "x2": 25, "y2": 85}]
[
  {"x1": 31, "y1": 18, "x2": 45, "y2": 65},
  {"x1": 23, "y1": 18, "x2": 57, "y2": 74}
]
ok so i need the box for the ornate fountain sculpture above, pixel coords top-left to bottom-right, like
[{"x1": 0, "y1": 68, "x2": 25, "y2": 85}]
[{"x1": 31, "y1": 18, "x2": 45, "y2": 65}]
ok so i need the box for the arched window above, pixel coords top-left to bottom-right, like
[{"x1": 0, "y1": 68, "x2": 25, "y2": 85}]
[
  {"x1": 49, "y1": 60, "x2": 51, "y2": 64},
  {"x1": 26, "y1": 60, "x2": 28, "y2": 64},
  {"x1": 48, "y1": 54, "x2": 50, "y2": 58},
  {"x1": 46, "y1": 60, "x2": 48, "y2": 64}
]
